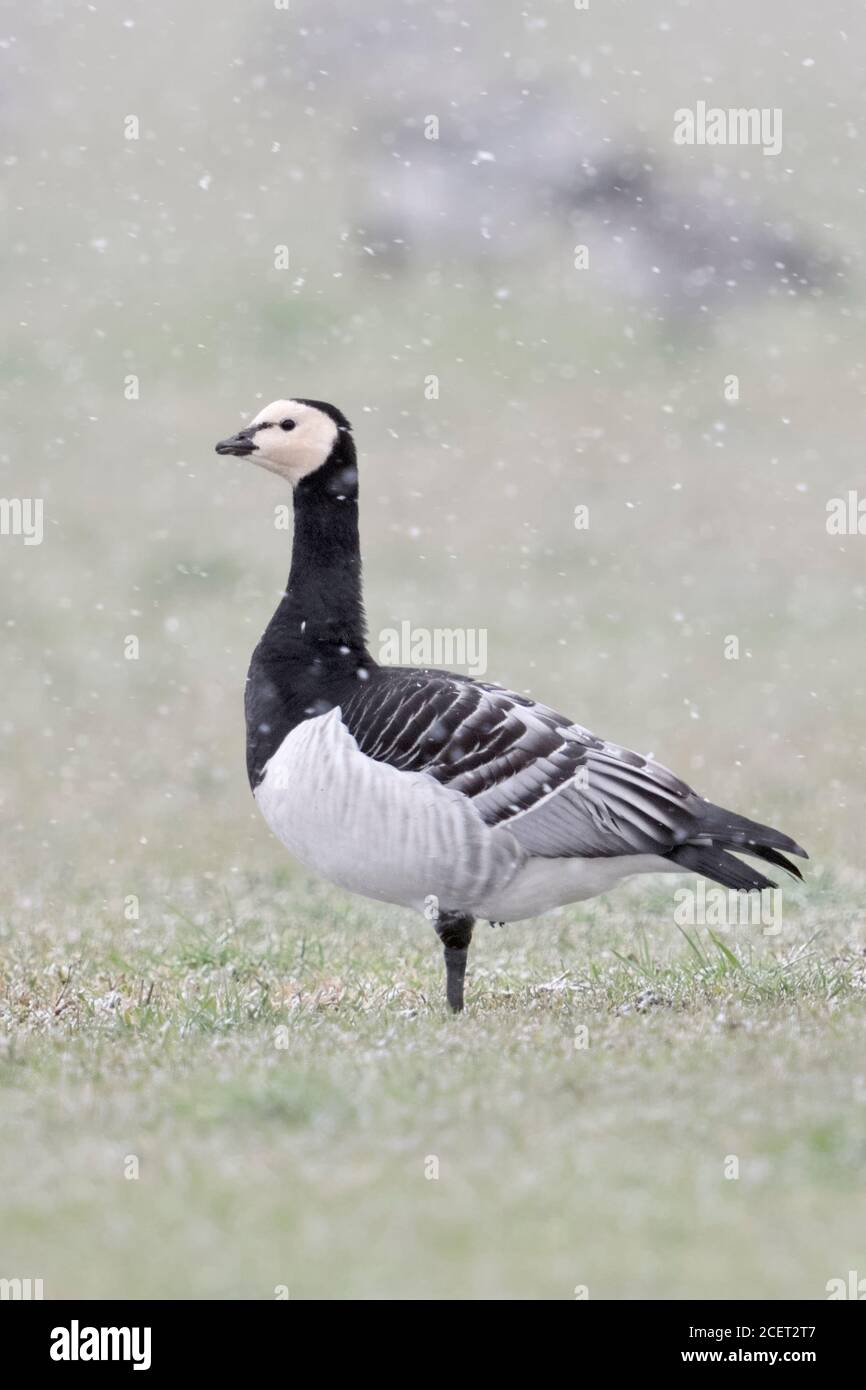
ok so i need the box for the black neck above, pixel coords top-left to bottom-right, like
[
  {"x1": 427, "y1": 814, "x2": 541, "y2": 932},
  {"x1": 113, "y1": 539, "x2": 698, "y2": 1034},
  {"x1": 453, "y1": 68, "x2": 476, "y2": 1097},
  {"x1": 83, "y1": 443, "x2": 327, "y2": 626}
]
[{"x1": 261, "y1": 432, "x2": 370, "y2": 660}]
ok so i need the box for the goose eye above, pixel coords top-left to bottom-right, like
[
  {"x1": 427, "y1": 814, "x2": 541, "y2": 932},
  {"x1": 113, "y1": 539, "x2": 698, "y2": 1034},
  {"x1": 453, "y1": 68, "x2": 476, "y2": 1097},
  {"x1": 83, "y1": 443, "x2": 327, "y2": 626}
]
[{"x1": 280, "y1": 419, "x2": 296, "y2": 431}]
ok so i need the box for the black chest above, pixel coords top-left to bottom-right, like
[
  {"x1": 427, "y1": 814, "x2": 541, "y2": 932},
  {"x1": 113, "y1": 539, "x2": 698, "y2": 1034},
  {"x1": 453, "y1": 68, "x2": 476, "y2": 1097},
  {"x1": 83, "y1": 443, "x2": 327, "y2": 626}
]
[{"x1": 244, "y1": 641, "x2": 373, "y2": 789}]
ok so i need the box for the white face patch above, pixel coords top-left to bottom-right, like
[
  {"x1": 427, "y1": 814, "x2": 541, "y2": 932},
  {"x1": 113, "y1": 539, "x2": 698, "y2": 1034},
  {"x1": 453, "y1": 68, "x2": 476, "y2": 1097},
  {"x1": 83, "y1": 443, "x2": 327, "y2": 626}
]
[{"x1": 247, "y1": 399, "x2": 340, "y2": 484}]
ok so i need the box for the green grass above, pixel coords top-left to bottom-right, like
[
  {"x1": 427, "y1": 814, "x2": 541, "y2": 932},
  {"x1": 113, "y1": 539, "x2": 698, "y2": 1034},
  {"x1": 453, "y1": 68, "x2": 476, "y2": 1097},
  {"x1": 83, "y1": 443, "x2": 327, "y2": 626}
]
[{"x1": 2, "y1": 869, "x2": 865, "y2": 1299}]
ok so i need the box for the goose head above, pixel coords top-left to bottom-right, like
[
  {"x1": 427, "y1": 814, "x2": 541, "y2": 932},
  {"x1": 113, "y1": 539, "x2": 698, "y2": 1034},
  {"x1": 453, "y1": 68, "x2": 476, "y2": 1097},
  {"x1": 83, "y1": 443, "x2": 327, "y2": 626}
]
[{"x1": 215, "y1": 398, "x2": 353, "y2": 486}]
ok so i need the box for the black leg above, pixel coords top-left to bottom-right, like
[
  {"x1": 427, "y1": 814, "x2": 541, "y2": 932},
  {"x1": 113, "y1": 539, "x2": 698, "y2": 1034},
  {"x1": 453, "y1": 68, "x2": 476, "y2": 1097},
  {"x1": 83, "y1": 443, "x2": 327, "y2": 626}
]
[{"x1": 434, "y1": 910, "x2": 475, "y2": 1013}]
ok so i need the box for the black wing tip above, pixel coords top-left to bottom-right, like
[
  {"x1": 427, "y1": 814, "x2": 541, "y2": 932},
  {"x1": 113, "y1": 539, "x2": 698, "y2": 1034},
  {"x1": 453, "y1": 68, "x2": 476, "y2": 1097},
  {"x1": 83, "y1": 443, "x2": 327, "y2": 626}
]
[
  {"x1": 742, "y1": 834, "x2": 808, "y2": 861},
  {"x1": 719, "y1": 841, "x2": 807, "y2": 885},
  {"x1": 700, "y1": 804, "x2": 809, "y2": 862},
  {"x1": 668, "y1": 841, "x2": 810, "y2": 893},
  {"x1": 758, "y1": 850, "x2": 805, "y2": 883}
]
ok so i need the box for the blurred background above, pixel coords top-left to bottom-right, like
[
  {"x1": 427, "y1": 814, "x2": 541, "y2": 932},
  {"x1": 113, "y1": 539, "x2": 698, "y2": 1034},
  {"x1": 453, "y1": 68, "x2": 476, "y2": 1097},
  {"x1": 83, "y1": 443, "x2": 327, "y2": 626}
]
[
  {"x1": 1, "y1": 0, "x2": 866, "y2": 1300},
  {"x1": 3, "y1": 0, "x2": 864, "y2": 890}
]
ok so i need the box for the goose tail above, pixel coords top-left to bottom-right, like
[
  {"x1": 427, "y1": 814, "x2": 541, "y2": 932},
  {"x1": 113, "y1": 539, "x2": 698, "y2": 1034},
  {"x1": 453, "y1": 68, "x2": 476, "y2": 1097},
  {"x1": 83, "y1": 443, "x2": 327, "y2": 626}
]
[{"x1": 667, "y1": 803, "x2": 808, "y2": 891}]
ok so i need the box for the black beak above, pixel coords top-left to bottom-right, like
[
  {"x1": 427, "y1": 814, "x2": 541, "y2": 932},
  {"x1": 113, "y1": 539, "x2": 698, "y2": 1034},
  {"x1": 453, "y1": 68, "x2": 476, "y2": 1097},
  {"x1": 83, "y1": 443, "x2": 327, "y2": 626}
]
[{"x1": 215, "y1": 428, "x2": 258, "y2": 457}]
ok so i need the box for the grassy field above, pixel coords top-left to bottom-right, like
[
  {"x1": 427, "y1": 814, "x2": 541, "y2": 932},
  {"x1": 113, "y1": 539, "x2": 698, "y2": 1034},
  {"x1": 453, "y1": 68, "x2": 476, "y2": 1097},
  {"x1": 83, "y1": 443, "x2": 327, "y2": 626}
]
[
  {"x1": 2, "y1": 0, "x2": 866, "y2": 1300},
  {"x1": 2, "y1": 869, "x2": 865, "y2": 1299}
]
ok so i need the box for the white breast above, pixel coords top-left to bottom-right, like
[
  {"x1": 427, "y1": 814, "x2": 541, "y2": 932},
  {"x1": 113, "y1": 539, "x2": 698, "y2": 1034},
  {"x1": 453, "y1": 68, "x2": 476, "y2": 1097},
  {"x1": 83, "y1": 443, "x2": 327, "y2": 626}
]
[
  {"x1": 254, "y1": 708, "x2": 682, "y2": 923},
  {"x1": 254, "y1": 708, "x2": 524, "y2": 914}
]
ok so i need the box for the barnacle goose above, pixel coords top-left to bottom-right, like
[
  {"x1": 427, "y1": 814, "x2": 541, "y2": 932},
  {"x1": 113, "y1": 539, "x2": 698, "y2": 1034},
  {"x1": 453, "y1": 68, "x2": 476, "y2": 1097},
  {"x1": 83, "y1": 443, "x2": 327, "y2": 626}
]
[{"x1": 216, "y1": 400, "x2": 807, "y2": 1012}]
